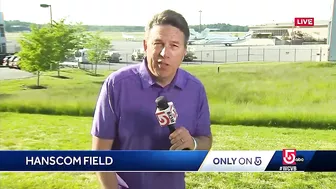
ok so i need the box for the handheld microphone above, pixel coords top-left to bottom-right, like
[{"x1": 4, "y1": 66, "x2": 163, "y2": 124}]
[{"x1": 155, "y1": 96, "x2": 190, "y2": 150}]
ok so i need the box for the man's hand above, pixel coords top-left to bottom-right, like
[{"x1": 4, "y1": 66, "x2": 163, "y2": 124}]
[{"x1": 169, "y1": 127, "x2": 195, "y2": 150}]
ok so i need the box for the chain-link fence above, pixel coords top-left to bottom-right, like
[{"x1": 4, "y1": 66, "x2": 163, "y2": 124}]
[
  {"x1": 72, "y1": 46, "x2": 331, "y2": 72},
  {"x1": 184, "y1": 46, "x2": 329, "y2": 64},
  {"x1": 107, "y1": 46, "x2": 329, "y2": 66}
]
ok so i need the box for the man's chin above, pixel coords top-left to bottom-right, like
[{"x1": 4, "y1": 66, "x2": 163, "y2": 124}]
[{"x1": 152, "y1": 71, "x2": 166, "y2": 78}]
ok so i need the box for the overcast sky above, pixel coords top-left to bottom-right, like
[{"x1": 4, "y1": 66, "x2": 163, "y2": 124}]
[{"x1": 0, "y1": 0, "x2": 334, "y2": 26}]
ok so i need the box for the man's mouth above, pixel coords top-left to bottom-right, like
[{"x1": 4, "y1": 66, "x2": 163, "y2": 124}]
[
  {"x1": 157, "y1": 59, "x2": 168, "y2": 66},
  {"x1": 157, "y1": 61, "x2": 169, "y2": 68}
]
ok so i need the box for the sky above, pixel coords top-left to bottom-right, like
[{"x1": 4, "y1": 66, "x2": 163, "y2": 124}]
[{"x1": 0, "y1": 0, "x2": 334, "y2": 26}]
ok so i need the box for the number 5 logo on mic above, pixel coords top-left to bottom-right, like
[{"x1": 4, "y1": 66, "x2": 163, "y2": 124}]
[
  {"x1": 282, "y1": 149, "x2": 296, "y2": 165},
  {"x1": 155, "y1": 102, "x2": 178, "y2": 126}
]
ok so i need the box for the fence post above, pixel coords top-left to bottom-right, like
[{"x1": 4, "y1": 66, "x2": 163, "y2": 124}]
[
  {"x1": 248, "y1": 47, "x2": 250, "y2": 61},
  {"x1": 225, "y1": 50, "x2": 227, "y2": 63},
  {"x1": 310, "y1": 49, "x2": 313, "y2": 61},
  {"x1": 213, "y1": 50, "x2": 215, "y2": 63},
  {"x1": 294, "y1": 48, "x2": 296, "y2": 62},
  {"x1": 201, "y1": 51, "x2": 203, "y2": 64},
  {"x1": 263, "y1": 48, "x2": 265, "y2": 62},
  {"x1": 278, "y1": 48, "x2": 281, "y2": 62},
  {"x1": 319, "y1": 47, "x2": 322, "y2": 62},
  {"x1": 236, "y1": 49, "x2": 239, "y2": 62}
]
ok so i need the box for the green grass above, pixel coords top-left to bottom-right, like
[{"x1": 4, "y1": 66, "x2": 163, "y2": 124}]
[
  {"x1": 0, "y1": 69, "x2": 113, "y2": 116},
  {"x1": 1, "y1": 62, "x2": 336, "y2": 129},
  {"x1": 188, "y1": 62, "x2": 336, "y2": 129},
  {"x1": 1, "y1": 112, "x2": 336, "y2": 189}
]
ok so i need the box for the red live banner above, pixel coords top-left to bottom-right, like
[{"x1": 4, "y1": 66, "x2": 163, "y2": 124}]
[{"x1": 294, "y1": 17, "x2": 314, "y2": 26}]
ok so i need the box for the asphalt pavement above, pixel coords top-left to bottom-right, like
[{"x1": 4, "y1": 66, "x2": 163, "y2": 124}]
[{"x1": 0, "y1": 67, "x2": 34, "y2": 81}]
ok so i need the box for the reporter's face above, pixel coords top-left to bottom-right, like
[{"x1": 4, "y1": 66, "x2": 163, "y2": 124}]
[{"x1": 144, "y1": 25, "x2": 187, "y2": 81}]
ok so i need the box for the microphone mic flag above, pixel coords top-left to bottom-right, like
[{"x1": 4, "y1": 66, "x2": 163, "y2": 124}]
[
  {"x1": 155, "y1": 96, "x2": 190, "y2": 150},
  {"x1": 155, "y1": 96, "x2": 176, "y2": 133}
]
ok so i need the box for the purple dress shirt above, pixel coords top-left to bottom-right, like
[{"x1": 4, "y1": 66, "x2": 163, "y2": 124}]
[{"x1": 91, "y1": 59, "x2": 211, "y2": 189}]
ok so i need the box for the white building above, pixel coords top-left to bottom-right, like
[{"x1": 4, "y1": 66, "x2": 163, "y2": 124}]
[{"x1": 248, "y1": 20, "x2": 330, "y2": 41}]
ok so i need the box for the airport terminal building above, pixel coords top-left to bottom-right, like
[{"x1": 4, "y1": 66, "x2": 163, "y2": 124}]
[{"x1": 248, "y1": 20, "x2": 330, "y2": 41}]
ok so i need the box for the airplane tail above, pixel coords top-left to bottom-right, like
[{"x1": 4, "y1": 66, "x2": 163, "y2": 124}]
[
  {"x1": 189, "y1": 28, "x2": 197, "y2": 35},
  {"x1": 200, "y1": 28, "x2": 220, "y2": 38},
  {"x1": 242, "y1": 31, "x2": 254, "y2": 39},
  {"x1": 200, "y1": 28, "x2": 211, "y2": 38}
]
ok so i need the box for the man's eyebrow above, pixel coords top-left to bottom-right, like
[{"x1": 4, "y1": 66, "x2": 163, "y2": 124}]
[
  {"x1": 171, "y1": 40, "x2": 181, "y2": 45},
  {"x1": 152, "y1": 39, "x2": 181, "y2": 45}
]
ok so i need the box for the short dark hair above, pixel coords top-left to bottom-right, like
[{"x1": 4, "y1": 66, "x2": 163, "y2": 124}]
[{"x1": 145, "y1": 9, "x2": 190, "y2": 46}]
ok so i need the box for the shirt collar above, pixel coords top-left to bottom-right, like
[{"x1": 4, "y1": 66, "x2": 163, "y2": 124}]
[{"x1": 138, "y1": 58, "x2": 186, "y2": 90}]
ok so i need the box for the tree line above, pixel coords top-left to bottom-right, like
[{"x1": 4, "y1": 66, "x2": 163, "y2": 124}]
[{"x1": 4, "y1": 20, "x2": 249, "y2": 33}]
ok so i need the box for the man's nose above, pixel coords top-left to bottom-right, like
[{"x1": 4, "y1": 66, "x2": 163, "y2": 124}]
[{"x1": 160, "y1": 47, "x2": 166, "y2": 57}]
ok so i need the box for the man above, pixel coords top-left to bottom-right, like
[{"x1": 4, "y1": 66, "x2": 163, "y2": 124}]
[{"x1": 91, "y1": 9, "x2": 212, "y2": 189}]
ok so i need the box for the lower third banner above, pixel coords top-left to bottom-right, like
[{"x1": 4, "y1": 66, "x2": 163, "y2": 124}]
[{"x1": 0, "y1": 150, "x2": 336, "y2": 172}]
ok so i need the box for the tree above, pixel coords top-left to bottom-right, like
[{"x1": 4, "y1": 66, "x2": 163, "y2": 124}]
[
  {"x1": 84, "y1": 31, "x2": 110, "y2": 75},
  {"x1": 17, "y1": 24, "x2": 54, "y2": 87},
  {"x1": 51, "y1": 19, "x2": 87, "y2": 77}
]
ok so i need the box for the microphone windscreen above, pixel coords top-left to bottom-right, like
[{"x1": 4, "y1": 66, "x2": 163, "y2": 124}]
[{"x1": 155, "y1": 96, "x2": 169, "y2": 110}]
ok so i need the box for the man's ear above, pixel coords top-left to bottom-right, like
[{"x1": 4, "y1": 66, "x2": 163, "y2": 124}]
[{"x1": 143, "y1": 40, "x2": 147, "y2": 52}]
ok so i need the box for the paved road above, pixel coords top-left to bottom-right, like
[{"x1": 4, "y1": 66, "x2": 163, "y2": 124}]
[{"x1": 0, "y1": 67, "x2": 34, "y2": 80}]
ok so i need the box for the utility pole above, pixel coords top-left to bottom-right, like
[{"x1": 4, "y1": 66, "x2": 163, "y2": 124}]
[{"x1": 199, "y1": 10, "x2": 202, "y2": 32}]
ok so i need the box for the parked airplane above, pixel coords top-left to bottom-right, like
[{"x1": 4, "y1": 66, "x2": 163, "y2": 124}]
[
  {"x1": 189, "y1": 30, "x2": 254, "y2": 46},
  {"x1": 188, "y1": 28, "x2": 219, "y2": 43},
  {"x1": 122, "y1": 33, "x2": 136, "y2": 41}
]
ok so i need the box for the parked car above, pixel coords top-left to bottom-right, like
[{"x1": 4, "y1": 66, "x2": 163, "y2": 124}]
[
  {"x1": 2, "y1": 55, "x2": 12, "y2": 66},
  {"x1": 131, "y1": 48, "x2": 145, "y2": 61},
  {"x1": 105, "y1": 51, "x2": 122, "y2": 63},
  {"x1": 8, "y1": 56, "x2": 20, "y2": 69},
  {"x1": 183, "y1": 47, "x2": 197, "y2": 61}
]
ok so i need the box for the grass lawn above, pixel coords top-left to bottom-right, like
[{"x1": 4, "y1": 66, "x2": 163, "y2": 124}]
[
  {"x1": 1, "y1": 62, "x2": 336, "y2": 129},
  {"x1": 0, "y1": 112, "x2": 336, "y2": 189}
]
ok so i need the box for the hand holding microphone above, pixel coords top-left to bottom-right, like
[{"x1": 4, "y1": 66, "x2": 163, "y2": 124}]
[{"x1": 155, "y1": 96, "x2": 196, "y2": 150}]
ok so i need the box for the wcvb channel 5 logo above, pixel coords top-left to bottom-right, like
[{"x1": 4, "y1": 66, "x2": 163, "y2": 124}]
[{"x1": 282, "y1": 149, "x2": 304, "y2": 165}]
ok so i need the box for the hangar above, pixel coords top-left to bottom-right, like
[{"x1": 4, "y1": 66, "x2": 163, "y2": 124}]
[{"x1": 248, "y1": 20, "x2": 330, "y2": 41}]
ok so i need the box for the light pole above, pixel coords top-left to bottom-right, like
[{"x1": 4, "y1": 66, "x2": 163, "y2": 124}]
[
  {"x1": 40, "y1": 4, "x2": 53, "y2": 27},
  {"x1": 40, "y1": 4, "x2": 53, "y2": 71},
  {"x1": 199, "y1": 10, "x2": 202, "y2": 32}
]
